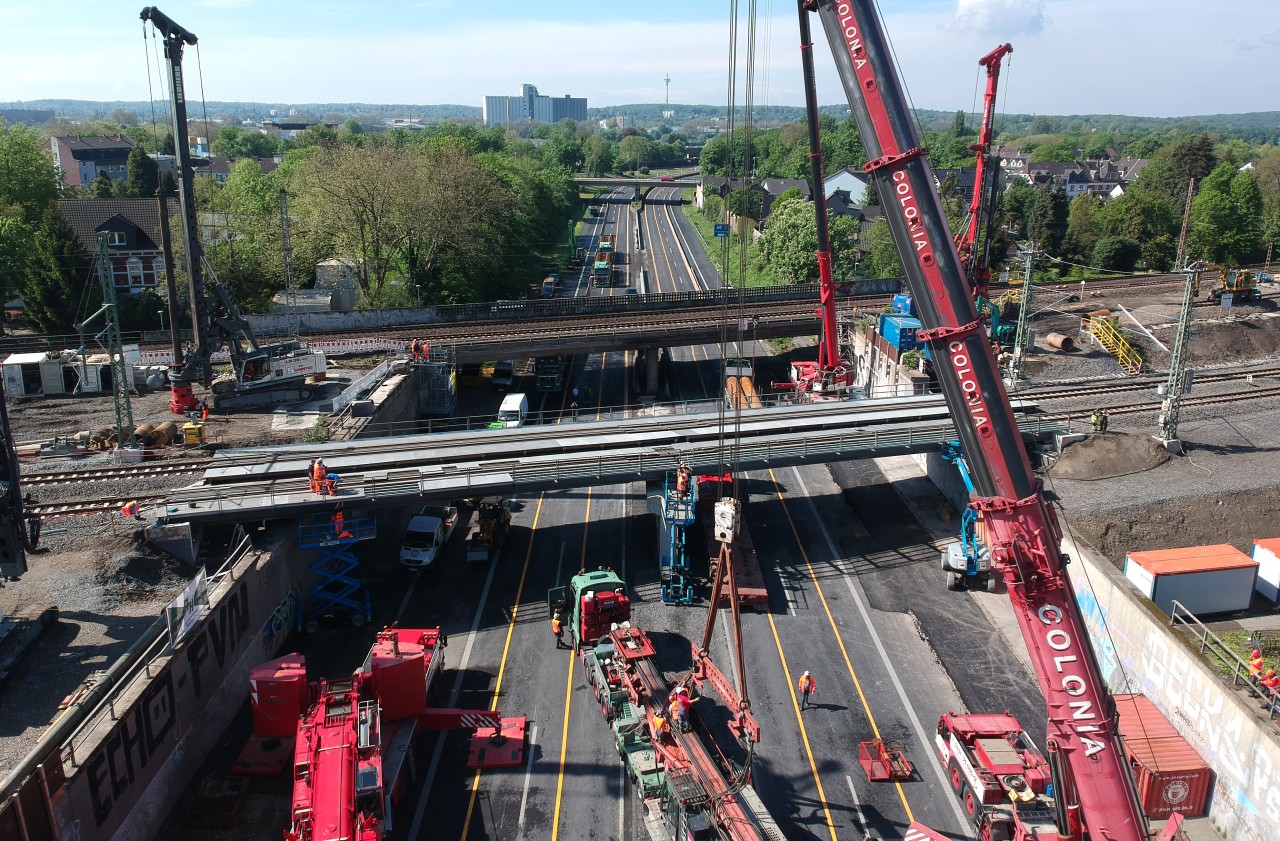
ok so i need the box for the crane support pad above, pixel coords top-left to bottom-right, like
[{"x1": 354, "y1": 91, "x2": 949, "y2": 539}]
[
  {"x1": 232, "y1": 733, "x2": 295, "y2": 776},
  {"x1": 466, "y1": 716, "x2": 527, "y2": 769},
  {"x1": 858, "y1": 739, "x2": 914, "y2": 782}
]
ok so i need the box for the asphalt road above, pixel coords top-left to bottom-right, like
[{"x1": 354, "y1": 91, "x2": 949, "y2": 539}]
[{"x1": 269, "y1": 193, "x2": 1044, "y2": 841}]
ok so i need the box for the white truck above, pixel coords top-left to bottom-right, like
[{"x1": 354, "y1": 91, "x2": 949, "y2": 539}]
[{"x1": 399, "y1": 504, "x2": 459, "y2": 570}]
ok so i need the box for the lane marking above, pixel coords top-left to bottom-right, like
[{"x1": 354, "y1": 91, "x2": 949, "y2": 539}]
[
  {"x1": 767, "y1": 467, "x2": 917, "y2": 823},
  {"x1": 517, "y1": 723, "x2": 539, "y2": 836},
  {"x1": 551, "y1": 487, "x2": 593, "y2": 841},
  {"x1": 618, "y1": 764, "x2": 626, "y2": 841},
  {"x1": 412, "y1": 494, "x2": 541, "y2": 840},
  {"x1": 457, "y1": 494, "x2": 546, "y2": 840},
  {"x1": 787, "y1": 466, "x2": 971, "y2": 834},
  {"x1": 845, "y1": 774, "x2": 871, "y2": 838},
  {"x1": 764, "y1": 607, "x2": 840, "y2": 841}
]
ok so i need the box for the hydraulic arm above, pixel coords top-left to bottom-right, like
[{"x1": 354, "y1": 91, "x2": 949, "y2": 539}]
[{"x1": 804, "y1": 2, "x2": 1149, "y2": 838}]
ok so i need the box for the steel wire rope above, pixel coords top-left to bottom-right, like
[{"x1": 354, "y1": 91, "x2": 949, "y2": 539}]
[
  {"x1": 142, "y1": 23, "x2": 163, "y2": 154},
  {"x1": 717, "y1": 0, "x2": 739, "y2": 494}
]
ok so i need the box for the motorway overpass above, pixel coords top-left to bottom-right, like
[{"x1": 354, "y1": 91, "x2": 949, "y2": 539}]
[{"x1": 158, "y1": 395, "x2": 1066, "y2": 525}]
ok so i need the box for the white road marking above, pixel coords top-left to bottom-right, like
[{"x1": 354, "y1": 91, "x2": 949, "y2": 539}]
[
  {"x1": 618, "y1": 764, "x2": 626, "y2": 840},
  {"x1": 845, "y1": 774, "x2": 871, "y2": 837},
  {"x1": 396, "y1": 571, "x2": 420, "y2": 618},
  {"x1": 517, "y1": 723, "x2": 539, "y2": 836},
  {"x1": 407, "y1": 531, "x2": 503, "y2": 840},
  {"x1": 790, "y1": 466, "x2": 972, "y2": 836}
]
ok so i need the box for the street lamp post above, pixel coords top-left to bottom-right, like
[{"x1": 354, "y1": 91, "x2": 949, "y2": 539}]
[
  {"x1": 157, "y1": 309, "x2": 166, "y2": 334},
  {"x1": 415, "y1": 285, "x2": 421, "y2": 306}
]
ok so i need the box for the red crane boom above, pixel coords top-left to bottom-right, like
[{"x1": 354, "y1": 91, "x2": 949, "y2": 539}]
[
  {"x1": 801, "y1": 2, "x2": 1153, "y2": 838},
  {"x1": 955, "y1": 43, "x2": 1012, "y2": 300}
]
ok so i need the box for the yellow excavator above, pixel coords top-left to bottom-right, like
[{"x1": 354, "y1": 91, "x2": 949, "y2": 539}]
[{"x1": 1201, "y1": 263, "x2": 1262, "y2": 304}]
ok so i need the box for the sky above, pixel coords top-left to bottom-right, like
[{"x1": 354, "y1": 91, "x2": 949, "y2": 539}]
[{"x1": 1, "y1": 0, "x2": 1276, "y2": 118}]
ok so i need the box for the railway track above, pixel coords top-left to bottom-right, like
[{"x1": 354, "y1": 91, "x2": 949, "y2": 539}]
[
  {"x1": 26, "y1": 493, "x2": 169, "y2": 519},
  {"x1": 1025, "y1": 366, "x2": 1280, "y2": 402},
  {"x1": 21, "y1": 461, "x2": 211, "y2": 486},
  {"x1": 1102, "y1": 385, "x2": 1280, "y2": 416}
]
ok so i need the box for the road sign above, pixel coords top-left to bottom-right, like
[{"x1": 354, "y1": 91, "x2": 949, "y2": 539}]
[{"x1": 714, "y1": 224, "x2": 729, "y2": 238}]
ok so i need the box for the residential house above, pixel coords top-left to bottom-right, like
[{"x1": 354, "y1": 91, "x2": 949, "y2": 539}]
[
  {"x1": 58, "y1": 199, "x2": 166, "y2": 294},
  {"x1": 932, "y1": 168, "x2": 979, "y2": 205},
  {"x1": 823, "y1": 166, "x2": 871, "y2": 202},
  {"x1": 1000, "y1": 152, "x2": 1032, "y2": 183},
  {"x1": 825, "y1": 190, "x2": 881, "y2": 238},
  {"x1": 694, "y1": 176, "x2": 751, "y2": 210},
  {"x1": 188, "y1": 135, "x2": 210, "y2": 158},
  {"x1": 760, "y1": 178, "x2": 811, "y2": 222},
  {"x1": 1026, "y1": 162, "x2": 1095, "y2": 198},
  {"x1": 48, "y1": 136, "x2": 136, "y2": 188}
]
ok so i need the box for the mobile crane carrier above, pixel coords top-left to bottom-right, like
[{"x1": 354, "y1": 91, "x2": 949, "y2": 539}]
[
  {"x1": 142, "y1": 7, "x2": 326, "y2": 415},
  {"x1": 799, "y1": 2, "x2": 1184, "y2": 839}
]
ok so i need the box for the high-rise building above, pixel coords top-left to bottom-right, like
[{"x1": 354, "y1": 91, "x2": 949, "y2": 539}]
[{"x1": 483, "y1": 84, "x2": 587, "y2": 126}]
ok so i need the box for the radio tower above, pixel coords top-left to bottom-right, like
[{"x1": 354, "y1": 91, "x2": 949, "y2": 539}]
[{"x1": 665, "y1": 69, "x2": 671, "y2": 104}]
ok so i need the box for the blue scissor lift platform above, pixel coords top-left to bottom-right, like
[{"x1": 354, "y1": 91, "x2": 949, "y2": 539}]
[
  {"x1": 297, "y1": 506, "x2": 378, "y2": 633},
  {"x1": 659, "y1": 472, "x2": 698, "y2": 605}
]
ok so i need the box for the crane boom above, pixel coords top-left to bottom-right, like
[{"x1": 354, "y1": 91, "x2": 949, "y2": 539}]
[
  {"x1": 804, "y1": 2, "x2": 1149, "y2": 839},
  {"x1": 956, "y1": 43, "x2": 1012, "y2": 299}
]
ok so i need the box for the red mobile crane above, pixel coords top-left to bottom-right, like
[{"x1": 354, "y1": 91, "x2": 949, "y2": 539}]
[
  {"x1": 955, "y1": 43, "x2": 1013, "y2": 301},
  {"x1": 799, "y1": 2, "x2": 1181, "y2": 839}
]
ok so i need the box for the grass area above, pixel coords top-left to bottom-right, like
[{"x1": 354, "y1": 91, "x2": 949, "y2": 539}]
[
  {"x1": 681, "y1": 198, "x2": 779, "y2": 289},
  {"x1": 766, "y1": 338, "x2": 795, "y2": 354},
  {"x1": 1213, "y1": 630, "x2": 1254, "y2": 678}
]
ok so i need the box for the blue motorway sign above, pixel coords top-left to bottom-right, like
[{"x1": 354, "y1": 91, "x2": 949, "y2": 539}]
[{"x1": 714, "y1": 223, "x2": 729, "y2": 238}]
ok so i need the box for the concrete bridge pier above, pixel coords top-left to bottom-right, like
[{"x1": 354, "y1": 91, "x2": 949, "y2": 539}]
[{"x1": 634, "y1": 347, "x2": 664, "y2": 399}]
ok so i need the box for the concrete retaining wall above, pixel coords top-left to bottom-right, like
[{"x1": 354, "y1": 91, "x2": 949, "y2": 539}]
[
  {"x1": 1066, "y1": 540, "x2": 1280, "y2": 841},
  {"x1": 49, "y1": 529, "x2": 306, "y2": 841}
]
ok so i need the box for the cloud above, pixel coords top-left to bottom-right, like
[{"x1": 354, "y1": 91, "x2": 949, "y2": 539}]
[{"x1": 947, "y1": 0, "x2": 1046, "y2": 35}]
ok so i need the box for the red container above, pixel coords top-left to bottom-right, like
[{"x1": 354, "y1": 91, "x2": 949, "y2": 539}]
[
  {"x1": 249, "y1": 654, "x2": 309, "y2": 737},
  {"x1": 1114, "y1": 694, "x2": 1212, "y2": 819}
]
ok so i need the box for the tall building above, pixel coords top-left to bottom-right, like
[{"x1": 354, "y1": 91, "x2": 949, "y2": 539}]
[{"x1": 483, "y1": 84, "x2": 586, "y2": 126}]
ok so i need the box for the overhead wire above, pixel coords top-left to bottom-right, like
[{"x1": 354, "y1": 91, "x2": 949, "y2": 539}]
[
  {"x1": 717, "y1": 0, "x2": 740, "y2": 492},
  {"x1": 142, "y1": 22, "x2": 161, "y2": 153}
]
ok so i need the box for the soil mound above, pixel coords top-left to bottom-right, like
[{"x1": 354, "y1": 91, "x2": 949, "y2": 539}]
[{"x1": 1049, "y1": 432, "x2": 1170, "y2": 481}]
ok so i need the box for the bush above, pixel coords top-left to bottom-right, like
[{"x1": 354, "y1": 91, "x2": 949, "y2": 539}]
[{"x1": 1092, "y1": 237, "x2": 1142, "y2": 273}]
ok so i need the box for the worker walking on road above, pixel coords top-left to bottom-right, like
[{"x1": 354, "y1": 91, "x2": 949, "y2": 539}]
[
  {"x1": 798, "y1": 671, "x2": 817, "y2": 710},
  {"x1": 551, "y1": 613, "x2": 566, "y2": 649}
]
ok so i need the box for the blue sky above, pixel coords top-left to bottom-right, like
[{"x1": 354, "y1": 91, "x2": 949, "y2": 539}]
[{"x1": 1, "y1": 1, "x2": 1276, "y2": 117}]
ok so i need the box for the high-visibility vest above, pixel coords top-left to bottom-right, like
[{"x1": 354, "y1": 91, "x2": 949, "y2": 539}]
[
  {"x1": 1251, "y1": 656, "x2": 1265, "y2": 676},
  {"x1": 798, "y1": 675, "x2": 816, "y2": 694},
  {"x1": 551, "y1": 617, "x2": 562, "y2": 635}
]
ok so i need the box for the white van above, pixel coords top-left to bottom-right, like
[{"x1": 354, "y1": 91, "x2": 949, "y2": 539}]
[
  {"x1": 400, "y1": 504, "x2": 458, "y2": 570},
  {"x1": 494, "y1": 392, "x2": 529, "y2": 428}
]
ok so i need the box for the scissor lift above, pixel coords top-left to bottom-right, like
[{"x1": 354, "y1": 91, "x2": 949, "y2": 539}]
[
  {"x1": 660, "y1": 472, "x2": 698, "y2": 605},
  {"x1": 297, "y1": 506, "x2": 377, "y2": 633}
]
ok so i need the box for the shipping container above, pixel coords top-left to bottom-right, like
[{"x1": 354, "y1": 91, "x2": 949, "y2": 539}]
[
  {"x1": 1114, "y1": 694, "x2": 1211, "y2": 819},
  {"x1": 878, "y1": 313, "x2": 922, "y2": 352},
  {"x1": 1253, "y1": 538, "x2": 1280, "y2": 603},
  {"x1": 891, "y1": 292, "x2": 916, "y2": 316},
  {"x1": 1123, "y1": 544, "x2": 1257, "y2": 615}
]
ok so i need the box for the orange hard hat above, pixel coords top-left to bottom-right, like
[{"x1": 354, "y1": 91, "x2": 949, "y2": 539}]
[
  {"x1": 1267, "y1": 669, "x2": 1275, "y2": 677},
  {"x1": 1253, "y1": 649, "x2": 1262, "y2": 658}
]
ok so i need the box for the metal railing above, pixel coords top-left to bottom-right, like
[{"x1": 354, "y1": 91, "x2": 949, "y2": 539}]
[{"x1": 1169, "y1": 600, "x2": 1280, "y2": 719}]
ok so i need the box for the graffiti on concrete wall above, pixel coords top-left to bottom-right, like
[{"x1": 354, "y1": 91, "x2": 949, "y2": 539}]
[
  {"x1": 260, "y1": 585, "x2": 300, "y2": 653},
  {"x1": 78, "y1": 576, "x2": 251, "y2": 831}
]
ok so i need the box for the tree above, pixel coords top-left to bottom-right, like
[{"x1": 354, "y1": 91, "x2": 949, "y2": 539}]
[
  {"x1": 1065, "y1": 194, "x2": 1103, "y2": 263},
  {"x1": 582, "y1": 135, "x2": 614, "y2": 176},
  {"x1": 1137, "y1": 134, "x2": 1216, "y2": 205},
  {"x1": 0, "y1": 123, "x2": 62, "y2": 225},
  {"x1": 862, "y1": 216, "x2": 903, "y2": 278},
  {"x1": 127, "y1": 145, "x2": 159, "y2": 198},
  {"x1": 212, "y1": 125, "x2": 280, "y2": 159},
  {"x1": 1188, "y1": 163, "x2": 1263, "y2": 264},
  {"x1": 952, "y1": 110, "x2": 967, "y2": 137},
  {"x1": 1091, "y1": 237, "x2": 1141, "y2": 272},
  {"x1": 1001, "y1": 178, "x2": 1037, "y2": 237},
  {"x1": 1096, "y1": 186, "x2": 1178, "y2": 270},
  {"x1": 1027, "y1": 186, "x2": 1068, "y2": 256},
  {"x1": 761, "y1": 197, "x2": 858, "y2": 283},
  {"x1": 618, "y1": 135, "x2": 651, "y2": 173},
  {"x1": 89, "y1": 172, "x2": 116, "y2": 199},
  {"x1": 110, "y1": 108, "x2": 139, "y2": 127},
  {"x1": 25, "y1": 206, "x2": 92, "y2": 333},
  {"x1": 0, "y1": 217, "x2": 38, "y2": 330}
]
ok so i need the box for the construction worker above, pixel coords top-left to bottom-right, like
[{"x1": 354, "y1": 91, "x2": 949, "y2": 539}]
[
  {"x1": 798, "y1": 671, "x2": 817, "y2": 710},
  {"x1": 1090, "y1": 409, "x2": 1102, "y2": 432},
  {"x1": 409, "y1": 339, "x2": 420, "y2": 361},
  {"x1": 1099, "y1": 409, "x2": 1110, "y2": 433},
  {"x1": 675, "y1": 464, "x2": 692, "y2": 496},
  {"x1": 651, "y1": 712, "x2": 669, "y2": 736},
  {"x1": 551, "y1": 613, "x2": 566, "y2": 649},
  {"x1": 331, "y1": 503, "x2": 353, "y2": 539},
  {"x1": 1263, "y1": 669, "x2": 1280, "y2": 696},
  {"x1": 120, "y1": 500, "x2": 142, "y2": 520},
  {"x1": 312, "y1": 459, "x2": 328, "y2": 496},
  {"x1": 1250, "y1": 649, "x2": 1266, "y2": 683},
  {"x1": 325, "y1": 471, "x2": 341, "y2": 496},
  {"x1": 570, "y1": 400, "x2": 579, "y2": 419},
  {"x1": 672, "y1": 686, "x2": 694, "y2": 732},
  {"x1": 199, "y1": 399, "x2": 209, "y2": 422}
]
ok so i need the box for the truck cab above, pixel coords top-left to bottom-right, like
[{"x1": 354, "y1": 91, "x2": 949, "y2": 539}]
[
  {"x1": 491, "y1": 392, "x2": 528, "y2": 428},
  {"x1": 540, "y1": 278, "x2": 556, "y2": 299},
  {"x1": 547, "y1": 568, "x2": 631, "y2": 650},
  {"x1": 400, "y1": 504, "x2": 458, "y2": 570}
]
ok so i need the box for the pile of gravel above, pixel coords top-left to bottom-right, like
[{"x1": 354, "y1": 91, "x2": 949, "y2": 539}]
[{"x1": 1049, "y1": 432, "x2": 1170, "y2": 481}]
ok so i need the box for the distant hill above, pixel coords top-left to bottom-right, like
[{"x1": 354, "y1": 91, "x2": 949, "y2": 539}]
[{"x1": 5, "y1": 99, "x2": 1276, "y2": 144}]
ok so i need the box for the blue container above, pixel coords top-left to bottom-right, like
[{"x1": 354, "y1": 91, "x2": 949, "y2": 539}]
[
  {"x1": 892, "y1": 292, "x2": 916, "y2": 316},
  {"x1": 879, "y1": 314, "x2": 921, "y2": 352}
]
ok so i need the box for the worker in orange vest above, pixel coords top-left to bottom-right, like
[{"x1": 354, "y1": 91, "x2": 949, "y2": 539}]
[
  {"x1": 1250, "y1": 649, "x2": 1266, "y2": 683},
  {"x1": 669, "y1": 686, "x2": 693, "y2": 732},
  {"x1": 675, "y1": 464, "x2": 691, "y2": 496},
  {"x1": 312, "y1": 459, "x2": 328, "y2": 496},
  {"x1": 651, "y1": 712, "x2": 669, "y2": 736},
  {"x1": 551, "y1": 613, "x2": 566, "y2": 649},
  {"x1": 1262, "y1": 669, "x2": 1280, "y2": 694},
  {"x1": 331, "y1": 504, "x2": 353, "y2": 539},
  {"x1": 798, "y1": 671, "x2": 817, "y2": 710},
  {"x1": 120, "y1": 500, "x2": 142, "y2": 520}
]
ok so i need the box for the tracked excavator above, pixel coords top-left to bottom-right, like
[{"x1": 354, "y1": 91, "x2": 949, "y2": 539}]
[{"x1": 798, "y1": 2, "x2": 1186, "y2": 839}]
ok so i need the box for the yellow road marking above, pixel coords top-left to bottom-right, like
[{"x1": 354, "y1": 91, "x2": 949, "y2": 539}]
[
  {"x1": 767, "y1": 468, "x2": 916, "y2": 822},
  {"x1": 458, "y1": 494, "x2": 545, "y2": 840},
  {"x1": 765, "y1": 608, "x2": 840, "y2": 840},
  {"x1": 551, "y1": 487, "x2": 593, "y2": 840}
]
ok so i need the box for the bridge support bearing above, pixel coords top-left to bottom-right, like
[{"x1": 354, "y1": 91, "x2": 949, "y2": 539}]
[{"x1": 298, "y1": 507, "x2": 377, "y2": 633}]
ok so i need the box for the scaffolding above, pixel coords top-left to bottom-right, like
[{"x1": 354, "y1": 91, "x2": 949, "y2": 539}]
[{"x1": 417, "y1": 345, "x2": 457, "y2": 418}]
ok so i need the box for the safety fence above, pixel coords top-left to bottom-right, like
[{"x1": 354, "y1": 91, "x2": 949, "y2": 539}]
[{"x1": 1169, "y1": 600, "x2": 1280, "y2": 720}]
